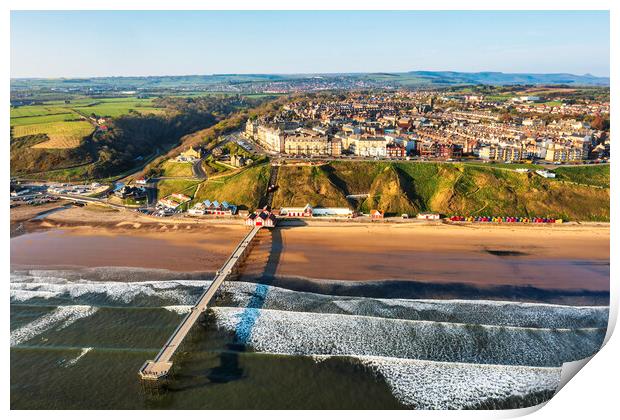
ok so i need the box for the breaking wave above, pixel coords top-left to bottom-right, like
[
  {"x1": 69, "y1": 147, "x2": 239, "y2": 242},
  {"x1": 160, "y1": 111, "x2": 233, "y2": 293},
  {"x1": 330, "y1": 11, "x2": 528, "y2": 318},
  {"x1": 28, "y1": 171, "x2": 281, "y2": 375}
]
[
  {"x1": 220, "y1": 281, "x2": 608, "y2": 329},
  {"x1": 163, "y1": 305, "x2": 193, "y2": 315},
  {"x1": 211, "y1": 307, "x2": 605, "y2": 367},
  {"x1": 10, "y1": 270, "x2": 609, "y2": 408},
  {"x1": 10, "y1": 305, "x2": 98, "y2": 347},
  {"x1": 10, "y1": 271, "x2": 209, "y2": 306},
  {"x1": 348, "y1": 355, "x2": 560, "y2": 409},
  {"x1": 13, "y1": 272, "x2": 606, "y2": 329},
  {"x1": 64, "y1": 347, "x2": 93, "y2": 367}
]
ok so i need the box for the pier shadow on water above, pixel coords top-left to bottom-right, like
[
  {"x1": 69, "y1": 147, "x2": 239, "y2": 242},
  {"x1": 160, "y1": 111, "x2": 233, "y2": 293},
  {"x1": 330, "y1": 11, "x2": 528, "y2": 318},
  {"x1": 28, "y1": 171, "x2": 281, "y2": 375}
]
[{"x1": 207, "y1": 226, "x2": 285, "y2": 384}]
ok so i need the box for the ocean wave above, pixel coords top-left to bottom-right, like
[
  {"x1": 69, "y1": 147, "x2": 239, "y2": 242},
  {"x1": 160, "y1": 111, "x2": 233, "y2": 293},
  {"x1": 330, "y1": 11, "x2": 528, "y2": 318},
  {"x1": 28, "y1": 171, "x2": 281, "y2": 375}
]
[
  {"x1": 10, "y1": 305, "x2": 98, "y2": 347},
  {"x1": 221, "y1": 281, "x2": 609, "y2": 329},
  {"x1": 10, "y1": 272, "x2": 210, "y2": 306},
  {"x1": 11, "y1": 272, "x2": 609, "y2": 331},
  {"x1": 211, "y1": 307, "x2": 605, "y2": 367},
  {"x1": 348, "y1": 355, "x2": 561, "y2": 409},
  {"x1": 64, "y1": 347, "x2": 93, "y2": 367},
  {"x1": 163, "y1": 305, "x2": 193, "y2": 315}
]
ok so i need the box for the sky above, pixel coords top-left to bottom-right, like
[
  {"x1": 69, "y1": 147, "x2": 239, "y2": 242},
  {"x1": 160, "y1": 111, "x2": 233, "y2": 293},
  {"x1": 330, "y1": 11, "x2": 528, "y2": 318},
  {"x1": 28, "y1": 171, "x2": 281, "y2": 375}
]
[{"x1": 10, "y1": 10, "x2": 610, "y2": 78}]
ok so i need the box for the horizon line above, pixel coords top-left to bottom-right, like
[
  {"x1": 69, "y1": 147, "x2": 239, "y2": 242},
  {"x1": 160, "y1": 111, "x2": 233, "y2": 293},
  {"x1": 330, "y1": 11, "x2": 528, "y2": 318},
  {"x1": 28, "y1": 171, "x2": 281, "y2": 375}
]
[{"x1": 10, "y1": 69, "x2": 611, "y2": 81}]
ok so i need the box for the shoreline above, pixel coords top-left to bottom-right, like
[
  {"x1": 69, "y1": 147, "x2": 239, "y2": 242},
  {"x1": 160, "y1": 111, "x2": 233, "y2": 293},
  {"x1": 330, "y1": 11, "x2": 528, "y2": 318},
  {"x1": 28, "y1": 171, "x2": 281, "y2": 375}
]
[
  {"x1": 9, "y1": 266, "x2": 609, "y2": 307},
  {"x1": 11, "y1": 204, "x2": 609, "y2": 301}
]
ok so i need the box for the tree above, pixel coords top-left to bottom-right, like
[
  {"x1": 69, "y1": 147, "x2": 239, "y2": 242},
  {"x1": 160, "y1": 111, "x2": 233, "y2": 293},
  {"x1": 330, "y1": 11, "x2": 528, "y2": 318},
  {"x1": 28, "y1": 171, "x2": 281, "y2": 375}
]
[{"x1": 591, "y1": 114, "x2": 609, "y2": 131}]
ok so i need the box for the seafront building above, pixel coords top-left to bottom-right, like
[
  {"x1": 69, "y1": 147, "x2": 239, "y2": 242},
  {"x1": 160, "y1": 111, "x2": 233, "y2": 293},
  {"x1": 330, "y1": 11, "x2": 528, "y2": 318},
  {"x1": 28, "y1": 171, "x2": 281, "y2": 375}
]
[{"x1": 279, "y1": 204, "x2": 355, "y2": 218}]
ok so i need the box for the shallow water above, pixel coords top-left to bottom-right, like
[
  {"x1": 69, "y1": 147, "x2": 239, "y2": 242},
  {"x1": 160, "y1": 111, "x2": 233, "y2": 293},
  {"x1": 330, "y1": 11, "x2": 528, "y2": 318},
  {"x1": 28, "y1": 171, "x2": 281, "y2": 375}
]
[{"x1": 10, "y1": 269, "x2": 608, "y2": 409}]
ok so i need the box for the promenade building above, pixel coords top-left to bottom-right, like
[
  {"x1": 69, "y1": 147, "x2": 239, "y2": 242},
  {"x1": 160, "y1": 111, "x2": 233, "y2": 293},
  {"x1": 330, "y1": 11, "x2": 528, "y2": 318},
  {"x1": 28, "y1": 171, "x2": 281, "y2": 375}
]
[
  {"x1": 342, "y1": 135, "x2": 388, "y2": 157},
  {"x1": 478, "y1": 145, "x2": 524, "y2": 161},
  {"x1": 386, "y1": 143, "x2": 407, "y2": 158},
  {"x1": 244, "y1": 119, "x2": 258, "y2": 139},
  {"x1": 284, "y1": 133, "x2": 330, "y2": 156},
  {"x1": 256, "y1": 125, "x2": 286, "y2": 153},
  {"x1": 544, "y1": 144, "x2": 584, "y2": 162}
]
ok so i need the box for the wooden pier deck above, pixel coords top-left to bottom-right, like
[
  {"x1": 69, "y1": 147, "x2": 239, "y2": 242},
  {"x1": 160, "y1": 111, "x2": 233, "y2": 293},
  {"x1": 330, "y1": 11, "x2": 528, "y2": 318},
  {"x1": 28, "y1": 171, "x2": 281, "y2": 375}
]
[{"x1": 139, "y1": 225, "x2": 262, "y2": 383}]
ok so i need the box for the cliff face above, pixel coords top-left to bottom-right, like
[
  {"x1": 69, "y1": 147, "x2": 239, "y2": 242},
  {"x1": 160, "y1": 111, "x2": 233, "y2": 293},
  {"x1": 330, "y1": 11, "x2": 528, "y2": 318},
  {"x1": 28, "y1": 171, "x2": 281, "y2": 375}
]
[{"x1": 271, "y1": 162, "x2": 609, "y2": 221}]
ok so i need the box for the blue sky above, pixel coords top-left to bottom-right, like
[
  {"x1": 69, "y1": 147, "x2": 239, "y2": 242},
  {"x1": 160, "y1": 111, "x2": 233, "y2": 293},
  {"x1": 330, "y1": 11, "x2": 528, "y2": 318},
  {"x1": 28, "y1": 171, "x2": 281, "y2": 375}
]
[{"x1": 10, "y1": 10, "x2": 610, "y2": 78}]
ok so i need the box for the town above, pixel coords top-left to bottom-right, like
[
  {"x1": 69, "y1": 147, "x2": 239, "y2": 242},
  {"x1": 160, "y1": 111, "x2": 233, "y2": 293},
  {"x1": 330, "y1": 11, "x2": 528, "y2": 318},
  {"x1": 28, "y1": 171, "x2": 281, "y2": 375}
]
[
  {"x1": 10, "y1": 86, "x2": 610, "y2": 225},
  {"x1": 243, "y1": 90, "x2": 609, "y2": 163}
]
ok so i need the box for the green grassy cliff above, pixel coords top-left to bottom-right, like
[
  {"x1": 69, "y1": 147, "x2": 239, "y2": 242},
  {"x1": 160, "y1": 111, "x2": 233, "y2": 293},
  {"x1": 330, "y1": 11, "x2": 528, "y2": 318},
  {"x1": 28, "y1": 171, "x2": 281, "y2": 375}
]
[
  {"x1": 269, "y1": 162, "x2": 609, "y2": 221},
  {"x1": 193, "y1": 164, "x2": 271, "y2": 210}
]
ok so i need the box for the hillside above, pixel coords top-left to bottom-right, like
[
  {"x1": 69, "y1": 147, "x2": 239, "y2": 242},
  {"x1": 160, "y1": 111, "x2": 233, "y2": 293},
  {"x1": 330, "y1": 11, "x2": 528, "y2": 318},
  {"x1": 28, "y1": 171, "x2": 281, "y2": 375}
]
[
  {"x1": 554, "y1": 164, "x2": 610, "y2": 188},
  {"x1": 269, "y1": 162, "x2": 609, "y2": 221},
  {"x1": 193, "y1": 164, "x2": 271, "y2": 210},
  {"x1": 11, "y1": 95, "x2": 271, "y2": 181},
  {"x1": 12, "y1": 71, "x2": 609, "y2": 91},
  {"x1": 272, "y1": 165, "x2": 350, "y2": 208}
]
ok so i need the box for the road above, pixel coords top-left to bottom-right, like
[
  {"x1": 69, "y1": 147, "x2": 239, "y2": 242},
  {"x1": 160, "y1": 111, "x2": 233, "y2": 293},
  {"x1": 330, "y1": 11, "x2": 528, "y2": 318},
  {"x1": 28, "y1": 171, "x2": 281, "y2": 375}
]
[
  {"x1": 192, "y1": 158, "x2": 207, "y2": 179},
  {"x1": 144, "y1": 180, "x2": 159, "y2": 207},
  {"x1": 272, "y1": 154, "x2": 610, "y2": 170},
  {"x1": 49, "y1": 193, "x2": 132, "y2": 210}
]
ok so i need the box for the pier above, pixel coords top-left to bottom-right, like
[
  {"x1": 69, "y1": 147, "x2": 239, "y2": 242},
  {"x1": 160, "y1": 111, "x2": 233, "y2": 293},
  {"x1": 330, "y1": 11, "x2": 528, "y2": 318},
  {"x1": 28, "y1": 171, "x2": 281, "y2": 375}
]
[{"x1": 138, "y1": 225, "x2": 262, "y2": 387}]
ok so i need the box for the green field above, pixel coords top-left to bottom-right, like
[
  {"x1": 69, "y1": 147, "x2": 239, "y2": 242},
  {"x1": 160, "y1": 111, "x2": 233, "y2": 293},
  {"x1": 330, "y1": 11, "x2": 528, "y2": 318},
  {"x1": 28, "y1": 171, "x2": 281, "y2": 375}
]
[
  {"x1": 10, "y1": 105, "x2": 71, "y2": 118},
  {"x1": 13, "y1": 121, "x2": 94, "y2": 149},
  {"x1": 554, "y1": 164, "x2": 610, "y2": 188},
  {"x1": 10, "y1": 96, "x2": 166, "y2": 150},
  {"x1": 71, "y1": 98, "x2": 165, "y2": 118},
  {"x1": 10, "y1": 97, "x2": 165, "y2": 120},
  {"x1": 157, "y1": 179, "x2": 201, "y2": 200},
  {"x1": 161, "y1": 160, "x2": 194, "y2": 177},
  {"x1": 542, "y1": 101, "x2": 564, "y2": 107},
  {"x1": 10, "y1": 112, "x2": 83, "y2": 126},
  {"x1": 484, "y1": 95, "x2": 513, "y2": 102}
]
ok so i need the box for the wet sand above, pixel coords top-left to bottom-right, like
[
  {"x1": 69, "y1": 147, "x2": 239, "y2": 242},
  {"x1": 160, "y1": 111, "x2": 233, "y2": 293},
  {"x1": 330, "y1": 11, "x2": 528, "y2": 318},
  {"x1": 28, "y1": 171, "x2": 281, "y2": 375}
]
[
  {"x1": 10, "y1": 221, "x2": 609, "y2": 294},
  {"x1": 244, "y1": 224, "x2": 609, "y2": 292},
  {"x1": 10, "y1": 225, "x2": 247, "y2": 272}
]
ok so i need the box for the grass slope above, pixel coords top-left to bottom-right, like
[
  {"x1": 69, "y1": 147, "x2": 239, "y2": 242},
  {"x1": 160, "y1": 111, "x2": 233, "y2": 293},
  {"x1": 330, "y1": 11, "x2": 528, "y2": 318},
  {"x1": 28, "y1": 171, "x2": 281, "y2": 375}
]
[
  {"x1": 554, "y1": 165, "x2": 610, "y2": 188},
  {"x1": 271, "y1": 161, "x2": 609, "y2": 221},
  {"x1": 13, "y1": 121, "x2": 94, "y2": 149},
  {"x1": 193, "y1": 164, "x2": 270, "y2": 210},
  {"x1": 361, "y1": 165, "x2": 419, "y2": 215},
  {"x1": 272, "y1": 165, "x2": 350, "y2": 208},
  {"x1": 161, "y1": 160, "x2": 194, "y2": 177},
  {"x1": 157, "y1": 179, "x2": 201, "y2": 200}
]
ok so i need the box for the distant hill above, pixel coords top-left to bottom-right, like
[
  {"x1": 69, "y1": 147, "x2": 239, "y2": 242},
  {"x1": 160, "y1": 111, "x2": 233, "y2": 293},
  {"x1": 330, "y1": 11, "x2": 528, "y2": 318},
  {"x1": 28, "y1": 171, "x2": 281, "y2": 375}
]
[
  {"x1": 11, "y1": 70, "x2": 609, "y2": 91},
  {"x1": 402, "y1": 71, "x2": 610, "y2": 86}
]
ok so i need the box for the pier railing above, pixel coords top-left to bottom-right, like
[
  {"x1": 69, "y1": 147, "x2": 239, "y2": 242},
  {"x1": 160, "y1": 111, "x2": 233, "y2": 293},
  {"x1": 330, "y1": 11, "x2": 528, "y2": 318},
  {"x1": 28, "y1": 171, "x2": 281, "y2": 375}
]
[{"x1": 139, "y1": 225, "x2": 262, "y2": 385}]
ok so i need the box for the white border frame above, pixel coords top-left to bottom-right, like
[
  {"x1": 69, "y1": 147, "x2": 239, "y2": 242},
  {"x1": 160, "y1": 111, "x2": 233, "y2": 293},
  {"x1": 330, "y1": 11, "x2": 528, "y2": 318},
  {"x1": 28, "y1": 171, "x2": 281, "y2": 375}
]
[{"x1": 2, "y1": 2, "x2": 616, "y2": 419}]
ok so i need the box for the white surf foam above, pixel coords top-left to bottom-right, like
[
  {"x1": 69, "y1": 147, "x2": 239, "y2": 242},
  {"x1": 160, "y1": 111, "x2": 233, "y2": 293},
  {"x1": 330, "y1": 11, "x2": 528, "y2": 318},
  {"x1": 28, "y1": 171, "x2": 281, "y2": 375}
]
[
  {"x1": 11, "y1": 273, "x2": 608, "y2": 329},
  {"x1": 163, "y1": 305, "x2": 193, "y2": 315},
  {"x1": 64, "y1": 347, "x2": 93, "y2": 367},
  {"x1": 220, "y1": 281, "x2": 608, "y2": 329},
  {"x1": 211, "y1": 306, "x2": 605, "y2": 367},
  {"x1": 10, "y1": 272, "x2": 210, "y2": 305},
  {"x1": 350, "y1": 355, "x2": 561, "y2": 409},
  {"x1": 10, "y1": 305, "x2": 98, "y2": 347}
]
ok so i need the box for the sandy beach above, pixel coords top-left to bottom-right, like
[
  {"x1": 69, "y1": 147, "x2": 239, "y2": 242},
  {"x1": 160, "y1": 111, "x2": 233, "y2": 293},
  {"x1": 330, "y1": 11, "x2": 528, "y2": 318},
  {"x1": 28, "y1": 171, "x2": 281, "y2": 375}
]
[
  {"x1": 244, "y1": 223, "x2": 609, "y2": 292},
  {"x1": 10, "y1": 204, "x2": 609, "y2": 294}
]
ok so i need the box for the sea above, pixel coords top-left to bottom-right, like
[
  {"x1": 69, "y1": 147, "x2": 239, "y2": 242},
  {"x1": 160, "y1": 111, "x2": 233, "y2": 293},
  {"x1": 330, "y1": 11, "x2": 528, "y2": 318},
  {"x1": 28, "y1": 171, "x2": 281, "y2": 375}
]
[{"x1": 9, "y1": 267, "x2": 609, "y2": 410}]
